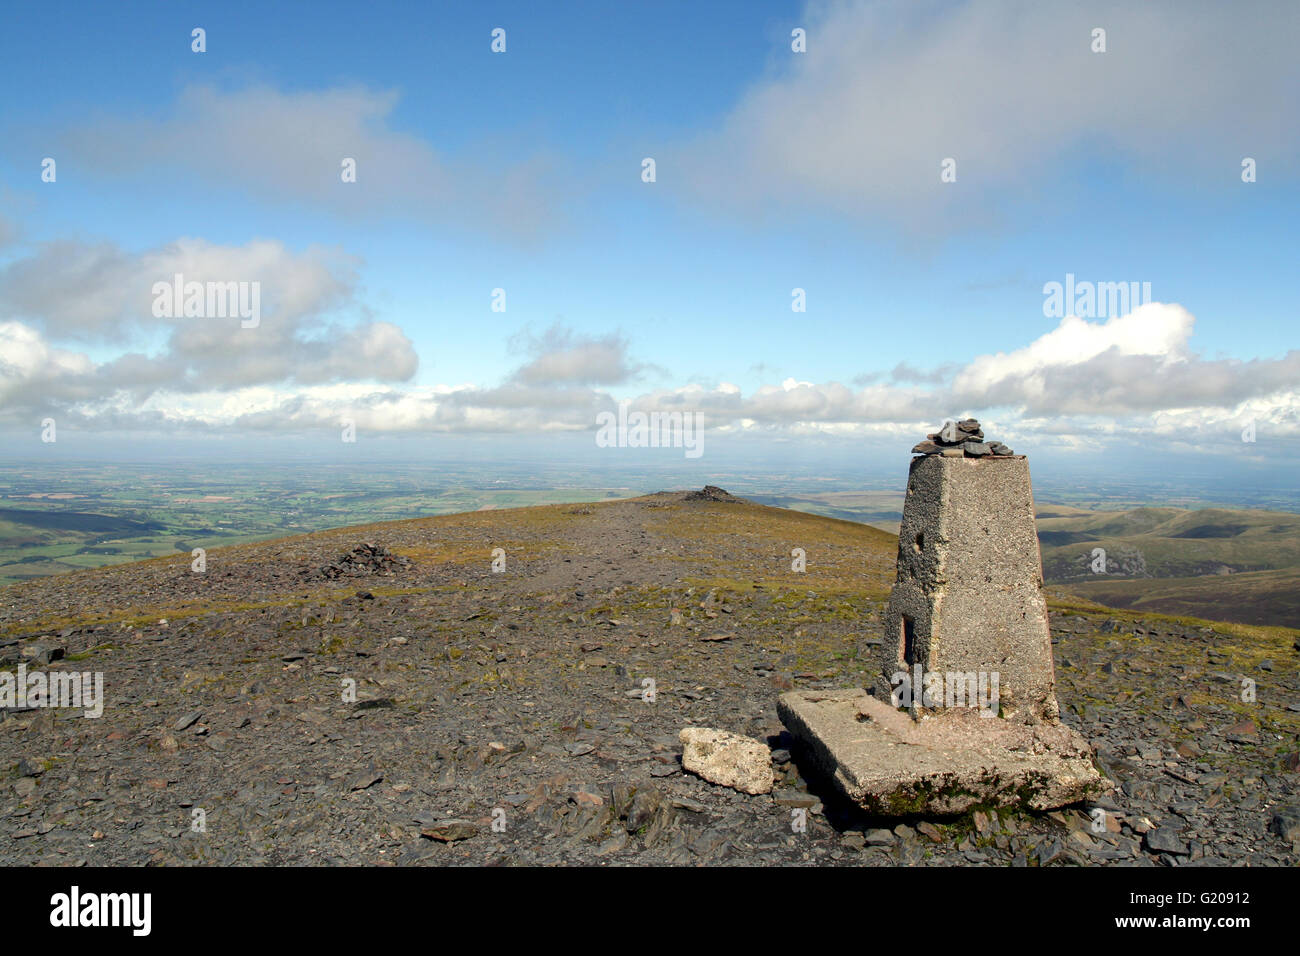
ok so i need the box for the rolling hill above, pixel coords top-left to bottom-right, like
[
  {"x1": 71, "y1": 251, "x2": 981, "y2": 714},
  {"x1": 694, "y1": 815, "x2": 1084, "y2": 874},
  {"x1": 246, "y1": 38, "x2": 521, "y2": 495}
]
[
  {"x1": 3, "y1": 489, "x2": 1296, "y2": 867},
  {"x1": 1036, "y1": 506, "x2": 1300, "y2": 627}
]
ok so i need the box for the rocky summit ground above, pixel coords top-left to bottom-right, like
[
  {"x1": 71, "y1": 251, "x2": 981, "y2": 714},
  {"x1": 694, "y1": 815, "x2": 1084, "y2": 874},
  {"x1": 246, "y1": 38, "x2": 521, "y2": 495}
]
[{"x1": 2, "y1": 490, "x2": 1298, "y2": 867}]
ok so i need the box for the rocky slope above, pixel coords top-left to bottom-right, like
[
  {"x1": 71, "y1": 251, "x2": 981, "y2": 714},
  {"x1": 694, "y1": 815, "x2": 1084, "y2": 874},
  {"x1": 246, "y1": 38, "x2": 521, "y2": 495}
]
[{"x1": 2, "y1": 492, "x2": 1297, "y2": 866}]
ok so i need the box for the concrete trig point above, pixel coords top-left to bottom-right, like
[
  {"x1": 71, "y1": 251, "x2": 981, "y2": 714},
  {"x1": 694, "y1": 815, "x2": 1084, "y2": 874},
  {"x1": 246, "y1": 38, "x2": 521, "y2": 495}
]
[
  {"x1": 778, "y1": 419, "x2": 1110, "y2": 815},
  {"x1": 885, "y1": 448, "x2": 1057, "y2": 720}
]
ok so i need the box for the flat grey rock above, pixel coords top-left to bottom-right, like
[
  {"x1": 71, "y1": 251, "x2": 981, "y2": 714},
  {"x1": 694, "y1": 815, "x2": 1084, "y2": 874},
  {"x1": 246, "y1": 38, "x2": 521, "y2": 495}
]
[
  {"x1": 863, "y1": 828, "x2": 896, "y2": 846},
  {"x1": 20, "y1": 642, "x2": 64, "y2": 665},
  {"x1": 173, "y1": 711, "x2": 203, "y2": 731},
  {"x1": 1144, "y1": 827, "x2": 1190, "y2": 855},
  {"x1": 1269, "y1": 806, "x2": 1300, "y2": 842}
]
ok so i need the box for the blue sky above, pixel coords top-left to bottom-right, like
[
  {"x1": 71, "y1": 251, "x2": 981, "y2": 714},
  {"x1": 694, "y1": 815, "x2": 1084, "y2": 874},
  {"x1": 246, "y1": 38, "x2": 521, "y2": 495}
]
[{"x1": 1, "y1": 0, "x2": 1297, "y2": 468}]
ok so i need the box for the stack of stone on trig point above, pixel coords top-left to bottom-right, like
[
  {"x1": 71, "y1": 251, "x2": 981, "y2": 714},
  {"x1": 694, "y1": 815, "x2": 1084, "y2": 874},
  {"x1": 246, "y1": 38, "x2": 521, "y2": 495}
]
[
  {"x1": 777, "y1": 420, "x2": 1110, "y2": 815},
  {"x1": 910, "y1": 417, "x2": 1013, "y2": 457}
]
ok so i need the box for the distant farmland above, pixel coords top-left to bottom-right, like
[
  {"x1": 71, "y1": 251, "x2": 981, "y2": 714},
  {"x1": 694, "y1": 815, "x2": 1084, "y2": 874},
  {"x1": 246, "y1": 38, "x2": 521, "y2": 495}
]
[{"x1": 0, "y1": 508, "x2": 165, "y2": 536}]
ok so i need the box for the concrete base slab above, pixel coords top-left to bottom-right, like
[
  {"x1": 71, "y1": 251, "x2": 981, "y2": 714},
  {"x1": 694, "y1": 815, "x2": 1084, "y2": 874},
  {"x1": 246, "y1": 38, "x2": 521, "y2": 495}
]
[{"x1": 777, "y1": 689, "x2": 1112, "y2": 815}]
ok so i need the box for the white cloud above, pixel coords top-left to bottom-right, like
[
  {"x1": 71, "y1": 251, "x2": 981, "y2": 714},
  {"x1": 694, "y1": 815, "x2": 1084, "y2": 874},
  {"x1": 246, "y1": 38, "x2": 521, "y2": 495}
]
[
  {"x1": 0, "y1": 237, "x2": 358, "y2": 343},
  {"x1": 0, "y1": 236, "x2": 417, "y2": 416},
  {"x1": 61, "y1": 84, "x2": 566, "y2": 240},
  {"x1": 5, "y1": 297, "x2": 1296, "y2": 456},
  {"x1": 951, "y1": 305, "x2": 1300, "y2": 416},
  {"x1": 673, "y1": 0, "x2": 1300, "y2": 227},
  {"x1": 508, "y1": 324, "x2": 646, "y2": 386},
  {"x1": 954, "y1": 302, "x2": 1195, "y2": 400},
  {"x1": 0, "y1": 321, "x2": 95, "y2": 411}
]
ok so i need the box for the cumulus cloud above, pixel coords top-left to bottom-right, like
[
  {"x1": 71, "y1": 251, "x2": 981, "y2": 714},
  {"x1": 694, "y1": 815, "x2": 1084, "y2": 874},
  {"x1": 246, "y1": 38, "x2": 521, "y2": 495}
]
[
  {"x1": 508, "y1": 324, "x2": 645, "y2": 386},
  {"x1": 953, "y1": 303, "x2": 1192, "y2": 404},
  {"x1": 0, "y1": 240, "x2": 144, "y2": 341},
  {"x1": 673, "y1": 0, "x2": 1300, "y2": 226},
  {"x1": 5, "y1": 295, "x2": 1296, "y2": 457},
  {"x1": 59, "y1": 84, "x2": 565, "y2": 240},
  {"x1": 0, "y1": 236, "x2": 417, "y2": 417},
  {"x1": 0, "y1": 321, "x2": 95, "y2": 412},
  {"x1": 0, "y1": 237, "x2": 358, "y2": 344},
  {"x1": 950, "y1": 304, "x2": 1300, "y2": 415}
]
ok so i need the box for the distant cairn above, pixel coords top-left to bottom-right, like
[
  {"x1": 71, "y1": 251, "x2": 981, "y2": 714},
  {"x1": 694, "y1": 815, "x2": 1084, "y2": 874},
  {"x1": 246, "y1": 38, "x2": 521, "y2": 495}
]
[
  {"x1": 321, "y1": 542, "x2": 410, "y2": 579},
  {"x1": 684, "y1": 485, "x2": 739, "y2": 502},
  {"x1": 910, "y1": 418, "x2": 1014, "y2": 458}
]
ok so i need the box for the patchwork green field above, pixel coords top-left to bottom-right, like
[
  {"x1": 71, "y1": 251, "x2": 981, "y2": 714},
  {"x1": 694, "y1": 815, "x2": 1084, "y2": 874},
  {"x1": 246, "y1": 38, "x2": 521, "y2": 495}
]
[{"x1": 0, "y1": 462, "x2": 632, "y2": 588}]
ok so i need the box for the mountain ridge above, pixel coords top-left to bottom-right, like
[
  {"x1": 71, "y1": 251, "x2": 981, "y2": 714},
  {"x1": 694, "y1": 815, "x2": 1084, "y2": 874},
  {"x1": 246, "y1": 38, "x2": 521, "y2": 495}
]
[{"x1": 2, "y1": 492, "x2": 1296, "y2": 866}]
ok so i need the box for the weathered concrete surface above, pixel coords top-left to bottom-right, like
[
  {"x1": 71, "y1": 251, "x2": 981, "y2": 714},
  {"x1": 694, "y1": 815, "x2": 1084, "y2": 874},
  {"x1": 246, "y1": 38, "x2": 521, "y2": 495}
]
[
  {"x1": 882, "y1": 454, "x2": 1058, "y2": 720},
  {"x1": 777, "y1": 689, "x2": 1110, "y2": 814},
  {"x1": 679, "y1": 727, "x2": 775, "y2": 794}
]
